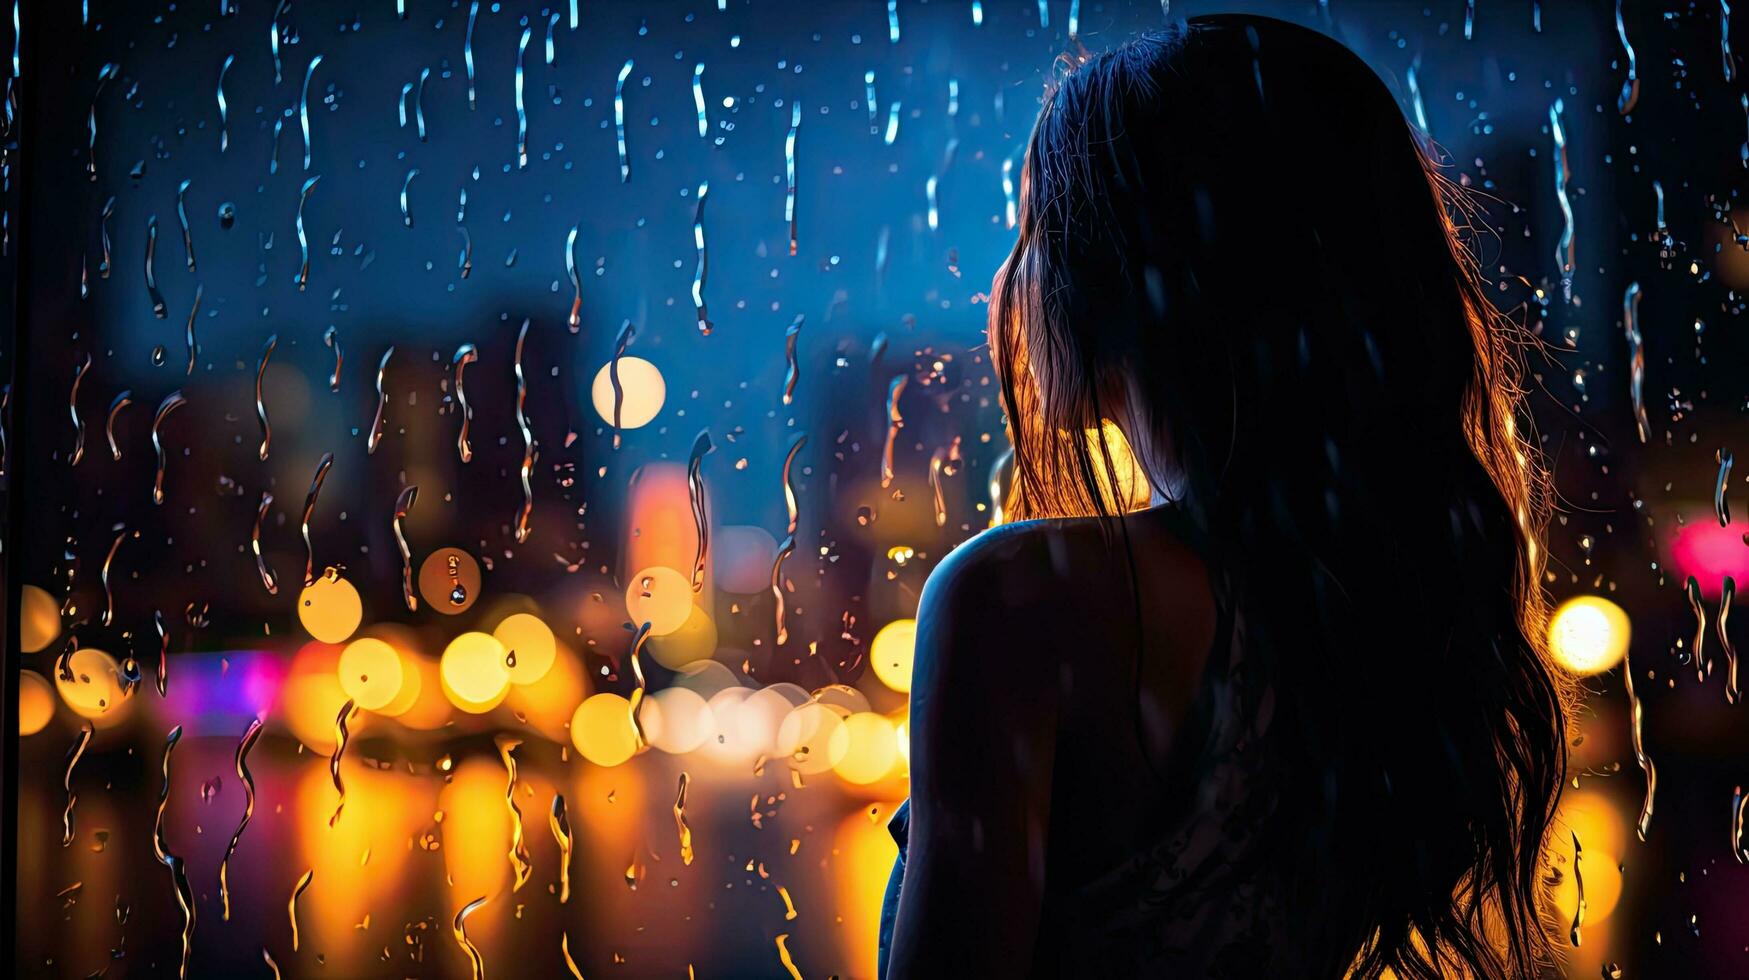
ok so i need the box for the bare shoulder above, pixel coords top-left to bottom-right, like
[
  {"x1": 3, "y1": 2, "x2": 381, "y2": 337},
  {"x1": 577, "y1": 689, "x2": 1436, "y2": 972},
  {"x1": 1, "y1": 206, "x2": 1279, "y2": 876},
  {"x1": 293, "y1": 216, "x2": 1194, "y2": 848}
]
[{"x1": 911, "y1": 518, "x2": 1108, "y2": 693}]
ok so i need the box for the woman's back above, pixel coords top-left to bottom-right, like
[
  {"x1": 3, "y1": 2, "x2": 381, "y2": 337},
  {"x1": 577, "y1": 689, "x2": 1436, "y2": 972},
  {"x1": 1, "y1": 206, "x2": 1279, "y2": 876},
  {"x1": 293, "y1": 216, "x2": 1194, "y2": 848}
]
[
  {"x1": 885, "y1": 13, "x2": 1571, "y2": 979},
  {"x1": 884, "y1": 505, "x2": 1286, "y2": 976}
]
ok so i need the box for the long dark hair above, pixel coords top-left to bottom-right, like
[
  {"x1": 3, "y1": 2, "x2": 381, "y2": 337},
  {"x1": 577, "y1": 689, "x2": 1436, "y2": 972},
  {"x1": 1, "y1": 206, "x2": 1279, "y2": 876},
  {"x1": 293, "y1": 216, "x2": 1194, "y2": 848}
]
[{"x1": 990, "y1": 16, "x2": 1572, "y2": 978}]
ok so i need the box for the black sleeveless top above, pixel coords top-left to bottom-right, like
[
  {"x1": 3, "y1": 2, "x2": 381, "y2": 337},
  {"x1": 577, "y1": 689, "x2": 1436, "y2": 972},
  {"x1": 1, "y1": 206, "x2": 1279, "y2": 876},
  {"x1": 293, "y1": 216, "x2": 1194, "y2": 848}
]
[{"x1": 877, "y1": 515, "x2": 1283, "y2": 977}]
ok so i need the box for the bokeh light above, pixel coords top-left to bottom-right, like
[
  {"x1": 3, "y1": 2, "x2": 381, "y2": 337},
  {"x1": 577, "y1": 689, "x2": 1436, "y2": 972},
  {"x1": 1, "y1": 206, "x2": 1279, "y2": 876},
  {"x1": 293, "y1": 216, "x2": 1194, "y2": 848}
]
[
  {"x1": 418, "y1": 547, "x2": 482, "y2": 614},
  {"x1": 590, "y1": 356, "x2": 666, "y2": 429},
  {"x1": 54, "y1": 647, "x2": 129, "y2": 724},
  {"x1": 778, "y1": 701, "x2": 851, "y2": 774},
  {"x1": 834, "y1": 712, "x2": 900, "y2": 785},
  {"x1": 504, "y1": 641, "x2": 587, "y2": 735},
  {"x1": 571, "y1": 693, "x2": 640, "y2": 767},
  {"x1": 336, "y1": 637, "x2": 406, "y2": 711},
  {"x1": 297, "y1": 573, "x2": 363, "y2": 644},
  {"x1": 640, "y1": 686, "x2": 716, "y2": 754},
  {"x1": 625, "y1": 566, "x2": 697, "y2": 636},
  {"x1": 280, "y1": 642, "x2": 353, "y2": 752},
  {"x1": 1547, "y1": 595, "x2": 1631, "y2": 675},
  {"x1": 645, "y1": 604, "x2": 720, "y2": 669},
  {"x1": 713, "y1": 525, "x2": 780, "y2": 593},
  {"x1": 440, "y1": 631, "x2": 511, "y2": 712},
  {"x1": 493, "y1": 612, "x2": 557, "y2": 685},
  {"x1": 19, "y1": 584, "x2": 60, "y2": 653},
  {"x1": 871, "y1": 619, "x2": 918, "y2": 693},
  {"x1": 17, "y1": 670, "x2": 56, "y2": 736}
]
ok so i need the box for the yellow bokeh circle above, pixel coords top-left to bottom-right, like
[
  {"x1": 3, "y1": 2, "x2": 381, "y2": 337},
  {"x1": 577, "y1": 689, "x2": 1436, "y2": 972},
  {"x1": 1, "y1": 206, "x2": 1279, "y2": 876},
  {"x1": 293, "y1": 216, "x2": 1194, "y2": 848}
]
[
  {"x1": 871, "y1": 619, "x2": 918, "y2": 693},
  {"x1": 646, "y1": 604, "x2": 719, "y2": 669},
  {"x1": 18, "y1": 669, "x2": 56, "y2": 736},
  {"x1": 337, "y1": 638, "x2": 406, "y2": 711},
  {"x1": 20, "y1": 585, "x2": 61, "y2": 653},
  {"x1": 55, "y1": 648, "x2": 127, "y2": 720},
  {"x1": 1547, "y1": 595, "x2": 1630, "y2": 675},
  {"x1": 626, "y1": 566, "x2": 696, "y2": 637},
  {"x1": 778, "y1": 701, "x2": 851, "y2": 774},
  {"x1": 493, "y1": 612, "x2": 557, "y2": 685},
  {"x1": 440, "y1": 632, "x2": 511, "y2": 713},
  {"x1": 571, "y1": 693, "x2": 640, "y2": 767},
  {"x1": 590, "y1": 356, "x2": 666, "y2": 429},
  {"x1": 835, "y1": 711, "x2": 900, "y2": 785},
  {"x1": 298, "y1": 573, "x2": 363, "y2": 644}
]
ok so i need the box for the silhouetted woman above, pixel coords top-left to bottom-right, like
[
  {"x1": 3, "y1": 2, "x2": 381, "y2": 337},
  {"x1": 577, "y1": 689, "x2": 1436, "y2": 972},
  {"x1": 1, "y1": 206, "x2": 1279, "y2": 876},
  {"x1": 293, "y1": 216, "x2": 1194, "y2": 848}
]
[{"x1": 879, "y1": 15, "x2": 1571, "y2": 979}]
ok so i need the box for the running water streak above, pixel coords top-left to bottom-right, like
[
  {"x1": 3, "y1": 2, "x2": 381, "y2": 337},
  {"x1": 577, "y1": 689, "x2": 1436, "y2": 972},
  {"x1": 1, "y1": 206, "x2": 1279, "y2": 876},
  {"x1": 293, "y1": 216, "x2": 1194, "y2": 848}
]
[
  {"x1": 453, "y1": 344, "x2": 479, "y2": 463},
  {"x1": 785, "y1": 101, "x2": 802, "y2": 254},
  {"x1": 781, "y1": 433, "x2": 805, "y2": 535},
  {"x1": 464, "y1": 2, "x2": 479, "y2": 108},
  {"x1": 929, "y1": 449, "x2": 948, "y2": 527},
  {"x1": 776, "y1": 934, "x2": 803, "y2": 980},
  {"x1": 1614, "y1": 0, "x2": 1639, "y2": 113},
  {"x1": 626, "y1": 621, "x2": 653, "y2": 746},
  {"x1": 692, "y1": 181, "x2": 712, "y2": 335},
  {"x1": 693, "y1": 63, "x2": 708, "y2": 138},
  {"x1": 294, "y1": 175, "x2": 320, "y2": 290},
  {"x1": 515, "y1": 27, "x2": 531, "y2": 167},
  {"x1": 99, "y1": 527, "x2": 131, "y2": 625},
  {"x1": 269, "y1": 0, "x2": 287, "y2": 81},
  {"x1": 175, "y1": 179, "x2": 196, "y2": 271},
  {"x1": 686, "y1": 429, "x2": 715, "y2": 591},
  {"x1": 453, "y1": 896, "x2": 489, "y2": 980},
  {"x1": 87, "y1": 63, "x2": 119, "y2": 181},
  {"x1": 609, "y1": 320, "x2": 634, "y2": 448},
  {"x1": 299, "y1": 54, "x2": 323, "y2": 169},
  {"x1": 68, "y1": 353, "x2": 91, "y2": 466},
  {"x1": 393, "y1": 486, "x2": 419, "y2": 611},
  {"x1": 218, "y1": 54, "x2": 236, "y2": 151},
  {"x1": 288, "y1": 869, "x2": 314, "y2": 951},
  {"x1": 323, "y1": 326, "x2": 342, "y2": 391},
  {"x1": 98, "y1": 196, "x2": 114, "y2": 276},
  {"x1": 300, "y1": 453, "x2": 335, "y2": 584},
  {"x1": 369, "y1": 346, "x2": 394, "y2": 453},
  {"x1": 1724, "y1": 577, "x2": 1740, "y2": 705},
  {"x1": 1569, "y1": 831, "x2": 1585, "y2": 946},
  {"x1": 1688, "y1": 576, "x2": 1708, "y2": 683},
  {"x1": 513, "y1": 321, "x2": 536, "y2": 543},
  {"x1": 151, "y1": 391, "x2": 188, "y2": 505},
  {"x1": 550, "y1": 794, "x2": 573, "y2": 903},
  {"x1": 1734, "y1": 784, "x2": 1748, "y2": 863},
  {"x1": 771, "y1": 532, "x2": 797, "y2": 646},
  {"x1": 615, "y1": 60, "x2": 634, "y2": 182},
  {"x1": 184, "y1": 283, "x2": 202, "y2": 374},
  {"x1": 782, "y1": 315, "x2": 803, "y2": 404},
  {"x1": 1622, "y1": 647, "x2": 1657, "y2": 840},
  {"x1": 881, "y1": 375, "x2": 907, "y2": 488},
  {"x1": 251, "y1": 491, "x2": 279, "y2": 595},
  {"x1": 1726, "y1": 0, "x2": 1738, "y2": 83},
  {"x1": 1549, "y1": 99, "x2": 1575, "y2": 300},
  {"x1": 415, "y1": 67, "x2": 430, "y2": 140},
  {"x1": 255, "y1": 334, "x2": 277, "y2": 460},
  {"x1": 154, "y1": 610, "x2": 170, "y2": 696},
  {"x1": 400, "y1": 168, "x2": 418, "y2": 226},
  {"x1": 219, "y1": 717, "x2": 264, "y2": 920},
  {"x1": 62, "y1": 724, "x2": 93, "y2": 847},
  {"x1": 105, "y1": 390, "x2": 131, "y2": 460},
  {"x1": 1717, "y1": 449, "x2": 1733, "y2": 526},
  {"x1": 1623, "y1": 283, "x2": 1648, "y2": 442},
  {"x1": 153, "y1": 726, "x2": 196, "y2": 980},
  {"x1": 329, "y1": 699, "x2": 356, "y2": 827},
  {"x1": 497, "y1": 736, "x2": 534, "y2": 890},
  {"x1": 674, "y1": 772, "x2": 694, "y2": 865},
  {"x1": 565, "y1": 225, "x2": 583, "y2": 332}
]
